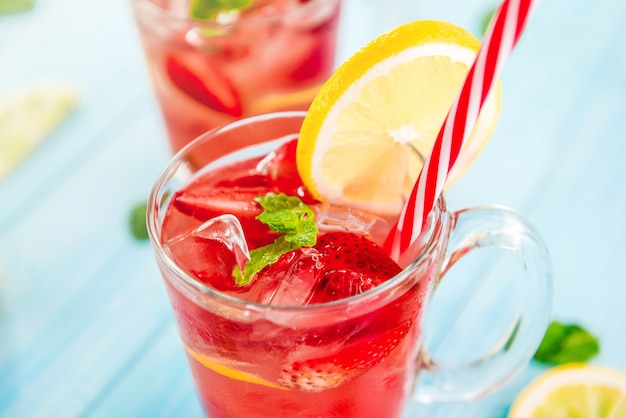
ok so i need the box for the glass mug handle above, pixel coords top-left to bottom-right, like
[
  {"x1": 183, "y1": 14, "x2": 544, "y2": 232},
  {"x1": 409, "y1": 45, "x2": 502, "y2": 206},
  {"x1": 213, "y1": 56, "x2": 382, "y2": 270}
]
[{"x1": 413, "y1": 205, "x2": 553, "y2": 402}]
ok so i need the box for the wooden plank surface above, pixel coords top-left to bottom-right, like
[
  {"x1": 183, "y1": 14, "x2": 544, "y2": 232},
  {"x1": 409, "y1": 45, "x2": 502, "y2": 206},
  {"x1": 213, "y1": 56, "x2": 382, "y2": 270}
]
[{"x1": 1, "y1": 0, "x2": 625, "y2": 417}]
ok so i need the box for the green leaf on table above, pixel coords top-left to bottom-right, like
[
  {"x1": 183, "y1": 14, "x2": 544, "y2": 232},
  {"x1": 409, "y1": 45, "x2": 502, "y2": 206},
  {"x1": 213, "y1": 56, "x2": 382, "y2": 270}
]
[
  {"x1": 533, "y1": 321, "x2": 600, "y2": 365},
  {"x1": 189, "y1": 0, "x2": 253, "y2": 22},
  {"x1": 232, "y1": 193, "x2": 317, "y2": 286},
  {"x1": 129, "y1": 201, "x2": 149, "y2": 241},
  {"x1": 0, "y1": 0, "x2": 34, "y2": 15},
  {"x1": 481, "y1": 5, "x2": 498, "y2": 36}
]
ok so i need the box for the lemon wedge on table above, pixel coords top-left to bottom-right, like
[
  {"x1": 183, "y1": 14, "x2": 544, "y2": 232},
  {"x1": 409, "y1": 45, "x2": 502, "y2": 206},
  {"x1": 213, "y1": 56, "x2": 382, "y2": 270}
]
[
  {"x1": 508, "y1": 364, "x2": 626, "y2": 418},
  {"x1": 297, "y1": 20, "x2": 501, "y2": 215},
  {"x1": 0, "y1": 84, "x2": 78, "y2": 180}
]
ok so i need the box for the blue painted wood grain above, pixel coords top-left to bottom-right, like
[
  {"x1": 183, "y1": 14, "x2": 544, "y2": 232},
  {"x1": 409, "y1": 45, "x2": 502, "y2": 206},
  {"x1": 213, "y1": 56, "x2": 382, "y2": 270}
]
[{"x1": 1, "y1": 0, "x2": 625, "y2": 417}]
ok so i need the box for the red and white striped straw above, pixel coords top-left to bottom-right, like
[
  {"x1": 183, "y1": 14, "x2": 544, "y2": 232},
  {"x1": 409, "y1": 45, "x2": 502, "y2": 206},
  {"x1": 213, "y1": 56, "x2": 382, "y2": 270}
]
[{"x1": 385, "y1": 0, "x2": 538, "y2": 260}]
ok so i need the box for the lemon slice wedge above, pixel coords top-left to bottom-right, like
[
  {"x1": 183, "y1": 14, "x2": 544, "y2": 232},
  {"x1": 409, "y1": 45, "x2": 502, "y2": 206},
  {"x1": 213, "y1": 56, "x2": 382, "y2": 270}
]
[
  {"x1": 0, "y1": 84, "x2": 78, "y2": 180},
  {"x1": 509, "y1": 364, "x2": 626, "y2": 418},
  {"x1": 296, "y1": 20, "x2": 501, "y2": 215},
  {"x1": 182, "y1": 342, "x2": 288, "y2": 390}
]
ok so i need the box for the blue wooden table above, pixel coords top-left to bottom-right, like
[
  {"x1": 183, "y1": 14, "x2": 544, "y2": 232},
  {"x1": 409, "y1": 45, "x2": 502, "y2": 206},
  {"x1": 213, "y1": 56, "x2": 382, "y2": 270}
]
[{"x1": 1, "y1": 1, "x2": 625, "y2": 417}]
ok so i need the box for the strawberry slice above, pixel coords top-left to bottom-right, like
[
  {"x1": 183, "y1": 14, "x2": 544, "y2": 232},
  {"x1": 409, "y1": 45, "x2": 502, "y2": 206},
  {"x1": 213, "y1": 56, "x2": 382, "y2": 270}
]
[
  {"x1": 173, "y1": 186, "x2": 279, "y2": 249},
  {"x1": 289, "y1": 42, "x2": 333, "y2": 82},
  {"x1": 309, "y1": 231, "x2": 402, "y2": 303},
  {"x1": 278, "y1": 320, "x2": 412, "y2": 392},
  {"x1": 215, "y1": 174, "x2": 273, "y2": 189},
  {"x1": 166, "y1": 55, "x2": 242, "y2": 117}
]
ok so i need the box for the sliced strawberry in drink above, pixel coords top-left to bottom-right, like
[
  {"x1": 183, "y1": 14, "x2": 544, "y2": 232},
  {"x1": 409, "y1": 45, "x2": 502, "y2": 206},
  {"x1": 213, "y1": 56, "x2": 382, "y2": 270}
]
[
  {"x1": 308, "y1": 231, "x2": 402, "y2": 303},
  {"x1": 316, "y1": 270, "x2": 380, "y2": 301},
  {"x1": 289, "y1": 43, "x2": 333, "y2": 82},
  {"x1": 278, "y1": 362, "x2": 351, "y2": 393},
  {"x1": 186, "y1": 157, "x2": 265, "y2": 190},
  {"x1": 278, "y1": 320, "x2": 412, "y2": 392},
  {"x1": 173, "y1": 186, "x2": 279, "y2": 249},
  {"x1": 173, "y1": 186, "x2": 268, "y2": 219},
  {"x1": 315, "y1": 231, "x2": 402, "y2": 276},
  {"x1": 166, "y1": 55, "x2": 243, "y2": 117},
  {"x1": 215, "y1": 174, "x2": 273, "y2": 189}
]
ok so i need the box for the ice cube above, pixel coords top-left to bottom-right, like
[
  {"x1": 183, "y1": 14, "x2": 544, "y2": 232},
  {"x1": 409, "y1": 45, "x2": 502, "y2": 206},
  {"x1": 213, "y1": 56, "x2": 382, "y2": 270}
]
[
  {"x1": 247, "y1": 247, "x2": 324, "y2": 306},
  {"x1": 314, "y1": 203, "x2": 393, "y2": 246},
  {"x1": 185, "y1": 27, "x2": 234, "y2": 49},
  {"x1": 280, "y1": 0, "x2": 337, "y2": 31},
  {"x1": 215, "y1": 20, "x2": 320, "y2": 92},
  {"x1": 255, "y1": 139, "x2": 298, "y2": 180},
  {"x1": 191, "y1": 214, "x2": 250, "y2": 272},
  {"x1": 165, "y1": 0, "x2": 192, "y2": 18},
  {"x1": 163, "y1": 214, "x2": 249, "y2": 293}
]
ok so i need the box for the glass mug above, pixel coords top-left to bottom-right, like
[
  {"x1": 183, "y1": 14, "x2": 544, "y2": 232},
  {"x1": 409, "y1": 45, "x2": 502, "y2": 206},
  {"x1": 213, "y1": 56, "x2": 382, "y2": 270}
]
[
  {"x1": 147, "y1": 112, "x2": 552, "y2": 417},
  {"x1": 130, "y1": 0, "x2": 343, "y2": 154}
]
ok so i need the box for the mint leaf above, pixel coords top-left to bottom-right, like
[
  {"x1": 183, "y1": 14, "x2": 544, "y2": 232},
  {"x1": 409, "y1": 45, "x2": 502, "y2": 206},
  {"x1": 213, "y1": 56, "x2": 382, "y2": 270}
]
[
  {"x1": 189, "y1": 0, "x2": 252, "y2": 21},
  {"x1": 232, "y1": 193, "x2": 317, "y2": 286},
  {"x1": 233, "y1": 236, "x2": 298, "y2": 286},
  {"x1": 533, "y1": 321, "x2": 600, "y2": 365},
  {"x1": 481, "y1": 5, "x2": 498, "y2": 35},
  {"x1": 129, "y1": 201, "x2": 149, "y2": 241},
  {"x1": 255, "y1": 193, "x2": 317, "y2": 246},
  {"x1": 0, "y1": 0, "x2": 34, "y2": 15}
]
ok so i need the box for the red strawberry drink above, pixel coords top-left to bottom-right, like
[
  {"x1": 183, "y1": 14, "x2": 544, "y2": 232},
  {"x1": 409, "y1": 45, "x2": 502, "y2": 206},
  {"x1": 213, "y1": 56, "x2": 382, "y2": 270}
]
[
  {"x1": 148, "y1": 112, "x2": 447, "y2": 417},
  {"x1": 131, "y1": 0, "x2": 342, "y2": 153}
]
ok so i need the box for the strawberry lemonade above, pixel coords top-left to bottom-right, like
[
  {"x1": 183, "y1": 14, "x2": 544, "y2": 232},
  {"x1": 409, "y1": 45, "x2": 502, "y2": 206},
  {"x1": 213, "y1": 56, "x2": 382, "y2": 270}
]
[
  {"x1": 152, "y1": 112, "x2": 442, "y2": 417},
  {"x1": 130, "y1": 0, "x2": 342, "y2": 153},
  {"x1": 148, "y1": 20, "x2": 552, "y2": 418}
]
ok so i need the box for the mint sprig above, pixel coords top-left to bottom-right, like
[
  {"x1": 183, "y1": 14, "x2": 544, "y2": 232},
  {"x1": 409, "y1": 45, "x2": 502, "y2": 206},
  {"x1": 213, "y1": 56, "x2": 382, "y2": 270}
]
[
  {"x1": 129, "y1": 201, "x2": 149, "y2": 241},
  {"x1": 533, "y1": 321, "x2": 600, "y2": 365},
  {"x1": 233, "y1": 193, "x2": 317, "y2": 286},
  {"x1": 189, "y1": 0, "x2": 252, "y2": 22}
]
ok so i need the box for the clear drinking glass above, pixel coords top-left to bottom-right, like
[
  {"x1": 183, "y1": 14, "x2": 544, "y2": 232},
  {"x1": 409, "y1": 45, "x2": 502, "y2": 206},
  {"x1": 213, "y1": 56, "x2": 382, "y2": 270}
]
[
  {"x1": 147, "y1": 112, "x2": 552, "y2": 417},
  {"x1": 130, "y1": 0, "x2": 343, "y2": 153}
]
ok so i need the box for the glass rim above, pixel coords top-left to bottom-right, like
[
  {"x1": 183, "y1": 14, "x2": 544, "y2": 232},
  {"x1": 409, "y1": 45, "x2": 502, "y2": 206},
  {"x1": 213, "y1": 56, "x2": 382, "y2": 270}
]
[
  {"x1": 130, "y1": 0, "x2": 338, "y2": 28},
  {"x1": 147, "y1": 111, "x2": 447, "y2": 314}
]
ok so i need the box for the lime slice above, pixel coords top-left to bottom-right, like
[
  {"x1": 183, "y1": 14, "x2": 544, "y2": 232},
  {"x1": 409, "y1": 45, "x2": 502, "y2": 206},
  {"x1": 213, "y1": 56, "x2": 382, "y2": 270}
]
[{"x1": 0, "y1": 84, "x2": 78, "y2": 179}]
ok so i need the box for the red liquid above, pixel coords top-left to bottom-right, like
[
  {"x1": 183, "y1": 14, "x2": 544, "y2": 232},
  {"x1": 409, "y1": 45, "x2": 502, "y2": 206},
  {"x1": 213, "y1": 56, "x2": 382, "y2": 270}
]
[
  {"x1": 159, "y1": 140, "x2": 438, "y2": 417},
  {"x1": 132, "y1": 0, "x2": 341, "y2": 153}
]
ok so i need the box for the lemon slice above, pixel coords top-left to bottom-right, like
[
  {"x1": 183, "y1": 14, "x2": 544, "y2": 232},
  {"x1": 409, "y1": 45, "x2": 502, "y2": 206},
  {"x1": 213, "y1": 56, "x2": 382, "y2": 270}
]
[
  {"x1": 182, "y1": 342, "x2": 288, "y2": 390},
  {"x1": 509, "y1": 364, "x2": 626, "y2": 418},
  {"x1": 0, "y1": 84, "x2": 78, "y2": 180},
  {"x1": 297, "y1": 20, "x2": 501, "y2": 215},
  {"x1": 249, "y1": 84, "x2": 323, "y2": 114}
]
